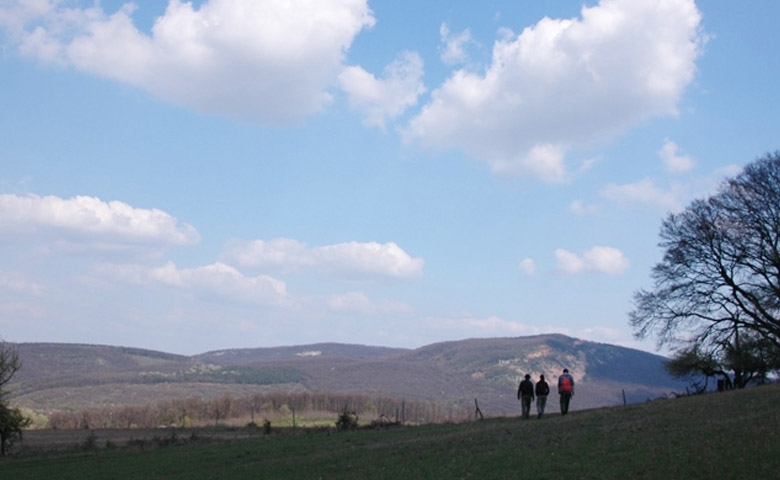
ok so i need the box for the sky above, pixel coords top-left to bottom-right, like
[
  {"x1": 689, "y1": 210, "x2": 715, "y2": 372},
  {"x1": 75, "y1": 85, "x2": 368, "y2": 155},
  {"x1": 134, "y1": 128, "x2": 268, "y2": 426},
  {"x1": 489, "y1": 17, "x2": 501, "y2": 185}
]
[{"x1": 0, "y1": 0, "x2": 778, "y2": 356}]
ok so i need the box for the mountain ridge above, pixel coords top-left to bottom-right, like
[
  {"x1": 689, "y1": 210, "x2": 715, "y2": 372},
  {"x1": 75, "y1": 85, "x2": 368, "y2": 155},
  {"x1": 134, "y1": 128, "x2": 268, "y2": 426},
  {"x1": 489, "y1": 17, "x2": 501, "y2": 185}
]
[{"x1": 9, "y1": 334, "x2": 686, "y2": 416}]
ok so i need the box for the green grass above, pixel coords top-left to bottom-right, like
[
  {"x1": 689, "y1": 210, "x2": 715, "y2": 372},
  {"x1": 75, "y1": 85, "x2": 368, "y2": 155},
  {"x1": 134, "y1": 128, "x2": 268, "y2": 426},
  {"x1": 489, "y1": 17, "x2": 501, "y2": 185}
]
[{"x1": 4, "y1": 384, "x2": 780, "y2": 479}]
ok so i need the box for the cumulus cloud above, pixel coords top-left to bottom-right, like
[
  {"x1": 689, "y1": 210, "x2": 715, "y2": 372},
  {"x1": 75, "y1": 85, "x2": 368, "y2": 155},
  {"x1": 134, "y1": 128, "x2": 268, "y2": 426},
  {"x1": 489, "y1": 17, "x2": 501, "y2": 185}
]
[
  {"x1": 97, "y1": 261, "x2": 288, "y2": 306},
  {"x1": 404, "y1": 0, "x2": 704, "y2": 181},
  {"x1": 339, "y1": 51, "x2": 426, "y2": 129},
  {"x1": 0, "y1": 193, "x2": 199, "y2": 245},
  {"x1": 223, "y1": 238, "x2": 424, "y2": 281},
  {"x1": 659, "y1": 139, "x2": 695, "y2": 173},
  {"x1": 439, "y1": 23, "x2": 473, "y2": 65},
  {"x1": 1, "y1": 0, "x2": 375, "y2": 123},
  {"x1": 600, "y1": 179, "x2": 682, "y2": 211},
  {"x1": 555, "y1": 246, "x2": 629, "y2": 275}
]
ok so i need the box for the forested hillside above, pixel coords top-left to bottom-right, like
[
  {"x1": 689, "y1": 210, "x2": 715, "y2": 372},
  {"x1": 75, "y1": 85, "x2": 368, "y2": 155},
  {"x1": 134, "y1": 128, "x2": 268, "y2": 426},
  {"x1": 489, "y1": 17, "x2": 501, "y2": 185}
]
[{"x1": 10, "y1": 334, "x2": 686, "y2": 418}]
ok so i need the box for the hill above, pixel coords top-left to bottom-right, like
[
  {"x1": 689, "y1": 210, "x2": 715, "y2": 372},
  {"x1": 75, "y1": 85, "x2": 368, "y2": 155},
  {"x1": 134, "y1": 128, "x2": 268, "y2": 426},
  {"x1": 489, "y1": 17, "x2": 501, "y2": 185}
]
[{"x1": 9, "y1": 334, "x2": 687, "y2": 416}]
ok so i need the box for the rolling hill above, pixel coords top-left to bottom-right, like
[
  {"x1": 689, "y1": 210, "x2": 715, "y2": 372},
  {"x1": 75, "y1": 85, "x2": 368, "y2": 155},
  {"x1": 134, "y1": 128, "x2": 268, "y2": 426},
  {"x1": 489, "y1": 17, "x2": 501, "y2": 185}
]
[{"x1": 9, "y1": 334, "x2": 687, "y2": 416}]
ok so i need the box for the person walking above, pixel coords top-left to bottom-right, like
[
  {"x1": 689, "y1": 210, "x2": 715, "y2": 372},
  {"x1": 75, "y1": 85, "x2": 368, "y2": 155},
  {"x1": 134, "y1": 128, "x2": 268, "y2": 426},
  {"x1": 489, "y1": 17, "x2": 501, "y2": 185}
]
[
  {"x1": 517, "y1": 374, "x2": 534, "y2": 420},
  {"x1": 558, "y1": 368, "x2": 575, "y2": 415},
  {"x1": 535, "y1": 374, "x2": 550, "y2": 419}
]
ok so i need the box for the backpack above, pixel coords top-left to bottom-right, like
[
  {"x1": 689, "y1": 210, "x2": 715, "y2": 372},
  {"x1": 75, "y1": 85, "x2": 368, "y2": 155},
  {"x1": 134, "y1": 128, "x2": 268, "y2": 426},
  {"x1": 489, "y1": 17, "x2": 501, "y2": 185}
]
[{"x1": 560, "y1": 375, "x2": 573, "y2": 394}]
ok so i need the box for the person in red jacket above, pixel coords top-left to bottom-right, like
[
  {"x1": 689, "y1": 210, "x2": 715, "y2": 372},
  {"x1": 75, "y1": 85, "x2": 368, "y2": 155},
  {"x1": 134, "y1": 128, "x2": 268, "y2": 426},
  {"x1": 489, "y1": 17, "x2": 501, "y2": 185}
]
[
  {"x1": 517, "y1": 374, "x2": 534, "y2": 419},
  {"x1": 558, "y1": 368, "x2": 575, "y2": 415}
]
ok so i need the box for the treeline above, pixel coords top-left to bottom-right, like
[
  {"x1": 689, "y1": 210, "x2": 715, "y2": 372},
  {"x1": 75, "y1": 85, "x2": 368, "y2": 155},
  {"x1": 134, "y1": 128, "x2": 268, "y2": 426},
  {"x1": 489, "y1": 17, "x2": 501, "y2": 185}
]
[{"x1": 46, "y1": 391, "x2": 470, "y2": 430}]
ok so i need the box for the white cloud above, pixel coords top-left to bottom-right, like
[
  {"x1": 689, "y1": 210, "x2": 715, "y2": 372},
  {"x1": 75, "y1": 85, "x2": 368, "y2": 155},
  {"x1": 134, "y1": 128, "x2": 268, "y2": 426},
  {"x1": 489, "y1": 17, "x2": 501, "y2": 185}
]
[
  {"x1": 328, "y1": 291, "x2": 374, "y2": 312},
  {"x1": 466, "y1": 316, "x2": 539, "y2": 334},
  {"x1": 0, "y1": 194, "x2": 199, "y2": 245},
  {"x1": 426, "y1": 313, "x2": 542, "y2": 339},
  {"x1": 659, "y1": 139, "x2": 695, "y2": 173},
  {"x1": 97, "y1": 261, "x2": 289, "y2": 306},
  {"x1": 0, "y1": 272, "x2": 42, "y2": 296},
  {"x1": 555, "y1": 246, "x2": 629, "y2": 275},
  {"x1": 518, "y1": 258, "x2": 536, "y2": 276},
  {"x1": 0, "y1": 0, "x2": 53, "y2": 33},
  {"x1": 569, "y1": 199, "x2": 601, "y2": 215},
  {"x1": 555, "y1": 249, "x2": 586, "y2": 274},
  {"x1": 314, "y1": 241, "x2": 423, "y2": 280},
  {"x1": 404, "y1": 0, "x2": 704, "y2": 181},
  {"x1": 2, "y1": 0, "x2": 375, "y2": 123},
  {"x1": 223, "y1": 238, "x2": 424, "y2": 281},
  {"x1": 223, "y1": 238, "x2": 310, "y2": 271},
  {"x1": 600, "y1": 179, "x2": 682, "y2": 211},
  {"x1": 600, "y1": 161, "x2": 746, "y2": 214},
  {"x1": 439, "y1": 23, "x2": 473, "y2": 65},
  {"x1": 339, "y1": 51, "x2": 426, "y2": 129}
]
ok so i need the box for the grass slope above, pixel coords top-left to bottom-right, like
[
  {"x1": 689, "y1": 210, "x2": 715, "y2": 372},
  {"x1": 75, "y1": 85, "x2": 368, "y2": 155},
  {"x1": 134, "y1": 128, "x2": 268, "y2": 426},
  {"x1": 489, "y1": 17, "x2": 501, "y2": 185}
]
[{"x1": 4, "y1": 384, "x2": 779, "y2": 479}]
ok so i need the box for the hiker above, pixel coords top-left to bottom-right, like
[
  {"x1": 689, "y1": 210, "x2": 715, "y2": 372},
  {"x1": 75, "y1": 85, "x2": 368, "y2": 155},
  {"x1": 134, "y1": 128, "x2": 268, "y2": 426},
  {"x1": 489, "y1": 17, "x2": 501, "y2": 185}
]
[
  {"x1": 517, "y1": 374, "x2": 534, "y2": 419},
  {"x1": 535, "y1": 374, "x2": 550, "y2": 419},
  {"x1": 558, "y1": 368, "x2": 575, "y2": 415}
]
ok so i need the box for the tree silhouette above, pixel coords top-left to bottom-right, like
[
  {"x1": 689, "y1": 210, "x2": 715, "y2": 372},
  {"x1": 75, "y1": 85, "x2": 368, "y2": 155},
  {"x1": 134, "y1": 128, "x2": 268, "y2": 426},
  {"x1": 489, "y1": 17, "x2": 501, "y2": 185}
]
[
  {"x1": 631, "y1": 152, "x2": 780, "y2": 385},
  {"x1": 0, "y1": 340, "x2": 29, "y2": 456}
]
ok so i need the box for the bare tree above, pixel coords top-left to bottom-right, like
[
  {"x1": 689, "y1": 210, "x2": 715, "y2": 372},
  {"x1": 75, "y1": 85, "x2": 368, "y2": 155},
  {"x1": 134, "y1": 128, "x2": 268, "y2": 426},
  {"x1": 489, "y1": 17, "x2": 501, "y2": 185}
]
[
  {"x1": 631, "y1": 152, "x2": 780, "y2": 383},
  {"x1": 0, "y1": 340, "x2": 20, "y2": 399},
  {"x1": 0, "y1": 340, "x2": 29, "y2": 456}
]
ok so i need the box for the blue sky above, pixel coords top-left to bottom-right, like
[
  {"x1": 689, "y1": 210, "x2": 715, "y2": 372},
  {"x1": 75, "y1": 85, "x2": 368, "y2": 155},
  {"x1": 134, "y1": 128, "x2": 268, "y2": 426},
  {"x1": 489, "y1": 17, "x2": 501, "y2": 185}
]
[{"x1": 0, "y1": 0, "x2": 778, "y2": 355}]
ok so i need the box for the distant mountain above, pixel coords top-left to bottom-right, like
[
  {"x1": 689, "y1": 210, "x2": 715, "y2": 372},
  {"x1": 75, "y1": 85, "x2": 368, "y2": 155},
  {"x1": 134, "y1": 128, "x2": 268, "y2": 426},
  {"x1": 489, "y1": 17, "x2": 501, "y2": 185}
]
[
  {"x1": 10, "y1": 335, "x2": 686, "y2": 416},
  {"x1": 196, "y1": 342, "x2": 408, "y2": 364}
]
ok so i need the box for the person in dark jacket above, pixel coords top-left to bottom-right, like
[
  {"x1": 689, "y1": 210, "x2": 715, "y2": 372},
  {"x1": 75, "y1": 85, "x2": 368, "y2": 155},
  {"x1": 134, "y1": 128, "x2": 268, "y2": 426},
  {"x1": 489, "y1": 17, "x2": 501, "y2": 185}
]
[
  {"x1": 535, "y1": 374, "x2": 550, "y2": 419},
  {"x1": 517, "y1": 374, "x2": 534, "y2": 419}
]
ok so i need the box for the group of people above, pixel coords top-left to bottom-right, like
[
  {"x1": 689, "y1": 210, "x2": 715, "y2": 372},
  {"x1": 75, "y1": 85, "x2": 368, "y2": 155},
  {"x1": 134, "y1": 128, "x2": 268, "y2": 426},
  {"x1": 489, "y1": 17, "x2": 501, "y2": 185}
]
[{"x1": 517, "y1": 368, "x2": 575, "y2": 419}]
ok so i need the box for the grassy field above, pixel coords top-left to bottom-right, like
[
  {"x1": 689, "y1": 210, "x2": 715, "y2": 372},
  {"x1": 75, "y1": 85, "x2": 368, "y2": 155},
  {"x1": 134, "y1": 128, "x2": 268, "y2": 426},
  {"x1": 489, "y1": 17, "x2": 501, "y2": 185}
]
[{"x1": 3, "y1": 384, "x2": 779, "y2": 479}]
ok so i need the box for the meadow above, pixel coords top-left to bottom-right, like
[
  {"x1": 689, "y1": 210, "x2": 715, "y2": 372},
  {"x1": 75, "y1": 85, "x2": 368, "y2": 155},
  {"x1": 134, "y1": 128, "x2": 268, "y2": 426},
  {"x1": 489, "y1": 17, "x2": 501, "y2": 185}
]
[{"x1": 3, "y1": 383, "x2": 779, "y2": 479}]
